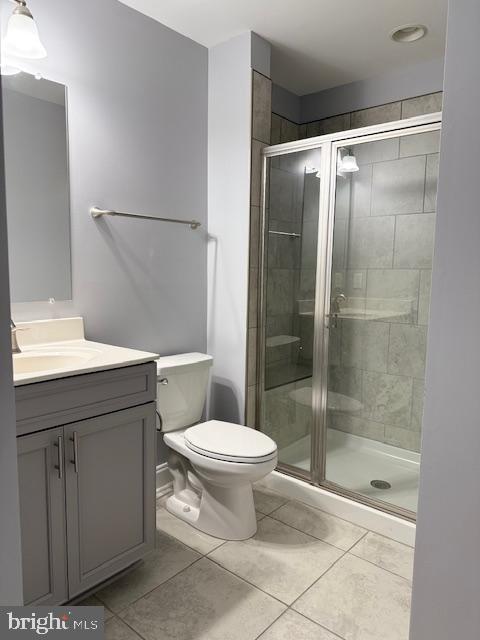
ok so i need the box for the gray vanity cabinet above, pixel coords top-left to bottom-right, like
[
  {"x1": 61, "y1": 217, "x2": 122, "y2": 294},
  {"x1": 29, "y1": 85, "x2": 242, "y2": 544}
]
[
  {"x1": 17, "y1": 428, "x2": 68, "y2": 606},
  {"x1": 64, "y1": 404, "x2": 156, "y2": 598},
  {"x1": 16, "y1": 362, "x2": 157, "y2": 605}
]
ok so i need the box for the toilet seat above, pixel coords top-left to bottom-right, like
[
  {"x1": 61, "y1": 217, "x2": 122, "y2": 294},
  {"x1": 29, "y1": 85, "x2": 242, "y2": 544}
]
[{"x1": 184, "y1": 420, "x2": 277, "y2": 464}]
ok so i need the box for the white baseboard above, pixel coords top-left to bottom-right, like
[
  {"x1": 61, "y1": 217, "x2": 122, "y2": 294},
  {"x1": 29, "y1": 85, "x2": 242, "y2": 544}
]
[
  {"x1": 156, "y1": 463, "x2": 172, "y2": 500},
  {"x1": 259, "y1": 471, "x2": 416, "y2": 547}
]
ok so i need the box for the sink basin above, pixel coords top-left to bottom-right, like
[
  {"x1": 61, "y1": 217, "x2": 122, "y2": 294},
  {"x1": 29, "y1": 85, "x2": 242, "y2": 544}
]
[{"x1": 13, "y1": 350, "x2": 98, "y2": 376}]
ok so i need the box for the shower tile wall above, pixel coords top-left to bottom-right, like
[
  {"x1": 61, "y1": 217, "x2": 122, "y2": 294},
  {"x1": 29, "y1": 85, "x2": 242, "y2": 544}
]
[
  {"x1": 246, "y1": 71, "x2": 271, "y2": 428},
  {"x1": 250, "y1": 91, "x2": 441, "y2": 453}
]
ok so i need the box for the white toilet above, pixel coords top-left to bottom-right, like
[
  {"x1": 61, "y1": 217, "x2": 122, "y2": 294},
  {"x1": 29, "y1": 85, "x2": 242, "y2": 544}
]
[{"x1": 156, "y1": 353, "x2": 277, "y2": 540}]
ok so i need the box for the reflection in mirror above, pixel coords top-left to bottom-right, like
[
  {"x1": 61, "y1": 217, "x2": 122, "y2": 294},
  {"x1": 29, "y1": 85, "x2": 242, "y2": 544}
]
[{"x1": 2, "y1": 73, "x2": 71, "y2": 303}]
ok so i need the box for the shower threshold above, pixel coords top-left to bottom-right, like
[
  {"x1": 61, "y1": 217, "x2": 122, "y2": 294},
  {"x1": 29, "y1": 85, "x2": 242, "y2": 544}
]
[{"x1": 279, "y1": 429, "x2": 420, "y2": 513}]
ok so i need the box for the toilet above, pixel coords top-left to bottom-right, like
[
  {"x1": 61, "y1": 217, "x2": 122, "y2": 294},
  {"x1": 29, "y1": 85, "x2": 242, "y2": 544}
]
[{"x1": 156, "y1": 353, "x2": 277, "y2": 540}]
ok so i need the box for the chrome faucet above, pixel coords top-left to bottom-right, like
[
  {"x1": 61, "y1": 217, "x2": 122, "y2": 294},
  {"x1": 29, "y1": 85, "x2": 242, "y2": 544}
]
[{"x1": 11, "y1": 318, "x2": 22, "y2": 354}]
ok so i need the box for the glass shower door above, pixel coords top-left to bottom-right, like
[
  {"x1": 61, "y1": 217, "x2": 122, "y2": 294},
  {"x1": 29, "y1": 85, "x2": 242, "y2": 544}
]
[
  {"x1": 322, "y1": 126, "x2": 441, "y2": 515},
  {"x1": 260, "y1": 146, "x2": 325, "y2": 477}
]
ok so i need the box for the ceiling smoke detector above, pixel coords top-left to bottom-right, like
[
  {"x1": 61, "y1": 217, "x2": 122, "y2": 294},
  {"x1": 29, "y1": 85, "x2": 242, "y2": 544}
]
[{"x1": 390, "y1": 24, "x2": 427, "y2": 43}]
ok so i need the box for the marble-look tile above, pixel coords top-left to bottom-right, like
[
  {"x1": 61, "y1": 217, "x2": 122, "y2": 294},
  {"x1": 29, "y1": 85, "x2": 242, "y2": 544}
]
[
  {"x1": 268, "y1": 220, "x2": 301, "y2": 269},
  {"x1": 76, "y1": 594, "x2": 114, "y2": 620},
  {"x1": 351, "y1": 102, "x2": 402, "y2": 128},
  {"x1": 301, "y1": 219, "x2": 320, "y2": 269},
  {"x1": 253, "y1": 487, "x2": 289, "y2": 515},
  {"x1": 332, "y1": 218, "x2": 347, "y2": 270},
  {"x1": 347, "y1": 217, "x2": 395, "y2": 269},
  {"x1": 156, "y1": 501, "x2": 225, "y2": 555},
  {"x1": 120, "y1": 557, "x2": 285, "y2": 640},
  {"x1": 328, "y1": 365, "x2": 363, "y2": 405},
  {"x1": 335, "y1": 174, "x2": 351, "y2": 220},
  {"x1": 270, "y1": 168, "x2": 295, "y2": 221},
  {"x1": 388, "y1": 323, "x2": 427, "y2": 379},
  {"x1": 303, "y1": 173, "x2": 321, "y2": 221},
  {"x1": 402, "y1": 92, "x2": 443, "y2": 118},
  {"x1": 385, "y1": 425, "x2": 421, "y2": 452},
  {"x1": 306, "y1": 121, "x2": 321, "y2": 137},
  {"x1": 258, "y1": 610, "x2": 338, "y2": 640},
  {"x1": 298, "y1": 123, "x2": 307, "y2": 139},
  {"x1": 105, "y1": 617, "x2": 143, "y2": 640},
  {"x1": 248, "y1": 327, "x2": 258, "y2": 387},
  {"x1": 371, "y1": 156, "x2": 426, "y2": 216},
  {"x1": 424, "y1": 153, "x2": 439, "y2": 212},
  {"x1": 341, "y1": 319, "x2": 389, "y2": 373},
  {"x1": 249, "y1": 267, "x2": 259, "y2": 328},
  {"x1": 266, "y1": 268, "x2": 296, "y2": 316},
  {"x1": 355, "y1": 138, "x2": 399, "y2": 165},
  {"x1": 350, "y1": 164, "x2": 372, "y2": 217},
  {"x1": 366, "y1": 269, "x2": 420, "y2": 323},
  {"x1": 351, "y1": 532, "x2": 414, "y2": 581},
  {"x1": 328, "y1": 413, "x2": 385, "y2": 442},
  {"x1": 271, "y1": 114, "x2": 282, "y2": 145},
  {"x1": 410, "y1": 378, "x2": 425, "y2": 431},
  {"x1": 95, "y1": 531, "x2": 200, "y2": 613},
  {"x1": 246, "y1": 385, "x2": 257, "y2": 428},
  {"x1": 252, "y1": 72, "x2": 272, "y2": 144},
  {"x1": 293, "y1": 554, "x2": 412, "y2": 640},
  {"x1": 399, "y1": 131, "x2": 440, "y2": 158},
  {"x1": 250, "y1": 206, "x2": 261, "y2": 269},
  {"x1": 271, "y1": 500, "x2": 366, "y2": 551},
  {"x1": 251, "y1": 140, "x2": 267, "y2": 207},
  {"x1": 317, "y1": 113, "x2": 351, "y2": 134},
  {"x1": 280, "y1": 119, "x2": 299, "y2": 143},
  {"x1": 208, "y1": 517, "x2": 343, "y2": 604},
  {"x1": 394, "y1": 213, "x2": 436, "y2": 269},
  {"x1": 362, "y1": 371, "x2": 413, "y2": 427}
]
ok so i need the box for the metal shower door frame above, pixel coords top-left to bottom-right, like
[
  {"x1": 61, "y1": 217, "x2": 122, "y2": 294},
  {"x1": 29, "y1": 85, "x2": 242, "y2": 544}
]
[{"x1": 258, "y1": 112, "x2": 442, "y2": 520}]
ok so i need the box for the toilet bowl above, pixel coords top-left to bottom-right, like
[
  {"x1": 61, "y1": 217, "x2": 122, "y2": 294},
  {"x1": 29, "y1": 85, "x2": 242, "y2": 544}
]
[{"x1": 156, "y1": 353, "x2": 277, "y2": 540}]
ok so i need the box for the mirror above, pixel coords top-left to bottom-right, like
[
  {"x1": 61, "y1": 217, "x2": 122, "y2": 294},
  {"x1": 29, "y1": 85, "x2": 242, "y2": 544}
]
[{"x1": 2, "y1": 73, "x2": 71, "y2": 303}]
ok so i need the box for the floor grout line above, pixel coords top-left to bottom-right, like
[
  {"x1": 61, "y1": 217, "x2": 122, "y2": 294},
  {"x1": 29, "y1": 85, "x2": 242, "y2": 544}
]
[
  {"x1": 291, "y1": 609, "x2": 347, "y2": 640},
  {"x1": 97, "y1": 555, "x2": 205, "y2": 619}
]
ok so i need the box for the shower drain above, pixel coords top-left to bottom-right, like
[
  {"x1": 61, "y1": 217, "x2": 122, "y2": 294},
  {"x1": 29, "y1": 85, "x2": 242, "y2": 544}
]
[{"x1": 370, "y1": 479, "x2": 392, "y2": 490}]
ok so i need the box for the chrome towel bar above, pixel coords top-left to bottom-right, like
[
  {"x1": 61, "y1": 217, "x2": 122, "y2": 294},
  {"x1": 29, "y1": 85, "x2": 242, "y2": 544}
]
[{"x1": 90, "y1": 206, "x2": 201, "y2": 230}]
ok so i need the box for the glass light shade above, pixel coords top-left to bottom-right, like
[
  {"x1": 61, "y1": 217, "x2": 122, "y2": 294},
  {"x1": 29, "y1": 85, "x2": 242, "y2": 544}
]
[
  {"x1": 3, "y1": 11, "x2": 47, "y2": 60},
  {"x1": 0, "y1": 60, "x2": 21, "y2": 75},
  {"x1": 338, "y1": 153, "x2": 359, "y2": 173}
]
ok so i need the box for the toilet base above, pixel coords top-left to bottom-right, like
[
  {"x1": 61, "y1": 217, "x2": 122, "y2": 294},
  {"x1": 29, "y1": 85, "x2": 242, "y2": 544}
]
[{"x1": 166, "y1": 481, "x2": 257, "y2": 540}]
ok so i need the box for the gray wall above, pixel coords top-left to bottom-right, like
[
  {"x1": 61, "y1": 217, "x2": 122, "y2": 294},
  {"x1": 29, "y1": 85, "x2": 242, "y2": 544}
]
[
  {"x1": 14, "y1": 0, "x2": 208, "y2": 355},
  {"x1": 4, "y1": 86, "x2": 71, "y2": 303},
  {"x1": 207, "y1": 33, "x2": 253, "y2": 424},
  {"x1": 410, "y1": 1, "x2": 480, "y2": 637},
  {"x1": 7, "y1": 0, "x2": 208, "y2": 463},
  {"x1": 0, "y1": 83, "x2": 24, "y2": 605},
  {"x1": 272, "y1": 57, "x2": 444, "y2": 124}
]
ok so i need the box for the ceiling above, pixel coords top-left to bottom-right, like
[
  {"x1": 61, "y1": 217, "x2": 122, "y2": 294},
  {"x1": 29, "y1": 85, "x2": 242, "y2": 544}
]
[{"x1": 119, "y1": 0, "x2": 448, "y2": 96}]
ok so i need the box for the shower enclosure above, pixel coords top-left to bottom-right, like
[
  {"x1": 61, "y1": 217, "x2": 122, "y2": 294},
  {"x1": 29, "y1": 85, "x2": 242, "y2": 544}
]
[{"x1": 258, "y1": 113, "x2": 441, "y2": 520}]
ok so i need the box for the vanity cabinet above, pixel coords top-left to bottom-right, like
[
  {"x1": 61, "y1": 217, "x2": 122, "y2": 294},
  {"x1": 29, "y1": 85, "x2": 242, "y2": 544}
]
[
  {"x1": 17, "y1": 427, "x2": 68, "y2": 605},
  {"x1": 16, "y1": 362, "x2": 157, "y2": 605}
]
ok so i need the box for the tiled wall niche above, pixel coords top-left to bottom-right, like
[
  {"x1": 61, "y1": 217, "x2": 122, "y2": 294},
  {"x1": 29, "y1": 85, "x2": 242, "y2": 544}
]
[{"x1": 247, "y1": 90, "x2": 442, "y2": 454}]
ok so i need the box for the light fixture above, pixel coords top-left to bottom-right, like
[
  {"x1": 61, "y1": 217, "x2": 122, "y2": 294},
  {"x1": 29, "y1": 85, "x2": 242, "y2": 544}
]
[
  {"x1": 390, "y1": 24, "x2": 427, "y2": 44},
  {"x1": 3, "y1": 0, "x2": 47, "y2": 60},
  {"x1": 337, "y1": 149, "x2": 359, "y2": 174}
]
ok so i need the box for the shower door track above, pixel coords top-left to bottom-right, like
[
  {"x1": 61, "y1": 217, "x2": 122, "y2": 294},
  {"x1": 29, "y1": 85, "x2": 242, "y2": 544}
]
[{"x1": 258, "y1": 112, "x2": 442, "y2": 523}]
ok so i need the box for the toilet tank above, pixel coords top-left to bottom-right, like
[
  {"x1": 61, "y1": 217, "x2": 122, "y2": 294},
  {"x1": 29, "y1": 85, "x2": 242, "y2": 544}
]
[{"x1": 156, "y1": 353, "x2": 213, "y2": 432}]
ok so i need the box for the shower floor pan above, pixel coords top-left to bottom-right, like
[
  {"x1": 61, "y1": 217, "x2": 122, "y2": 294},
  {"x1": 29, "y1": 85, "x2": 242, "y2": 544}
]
[{"x1": 279, "y1": 428, "x2": 420, "y2": 513}]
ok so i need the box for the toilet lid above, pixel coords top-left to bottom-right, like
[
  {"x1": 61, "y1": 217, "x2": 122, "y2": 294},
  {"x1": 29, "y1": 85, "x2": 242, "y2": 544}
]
[{"x1": 184, "y1": 420, "x2": 277, "y2": 463}]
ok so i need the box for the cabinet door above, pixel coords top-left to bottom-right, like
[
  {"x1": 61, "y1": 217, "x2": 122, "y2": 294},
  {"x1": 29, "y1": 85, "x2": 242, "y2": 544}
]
[
  {"x1": 65, "y1": 403, "x2": 156, "y2": 597},
  {"x1": 17, "y1": 428, "x2": 68, "y2": 605}
]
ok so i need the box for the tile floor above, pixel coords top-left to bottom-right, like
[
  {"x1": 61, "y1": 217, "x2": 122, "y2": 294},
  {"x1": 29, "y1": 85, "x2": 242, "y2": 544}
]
[{"x1": 80, "y1": 486, "x2": 414, "y2": 640}]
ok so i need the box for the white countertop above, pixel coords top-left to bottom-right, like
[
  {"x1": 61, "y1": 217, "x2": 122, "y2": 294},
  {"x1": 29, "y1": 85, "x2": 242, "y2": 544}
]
[{"x1": 12, "y1": 317, "x2": 158, "y2": 386}]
